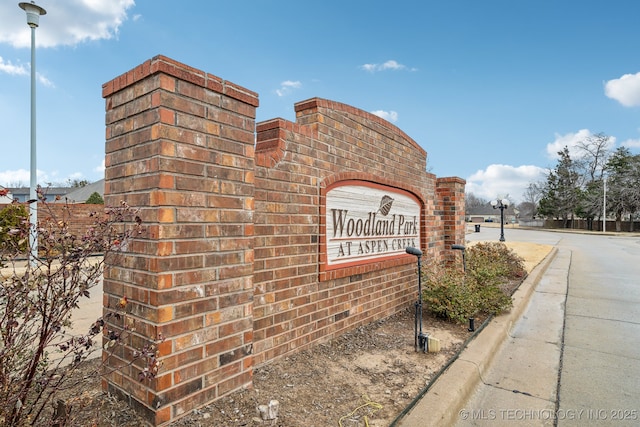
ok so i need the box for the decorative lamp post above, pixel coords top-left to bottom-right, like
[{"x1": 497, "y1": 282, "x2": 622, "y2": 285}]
[
  {"x1": 490, "y1": 198, "x2": 509, "y2": 242},
  {"x1": 406, "y1": 246, "x2": 428, "y2": 352},
  {"x1": 18, "y1": 1, "x2": 46, "y2": 264}
]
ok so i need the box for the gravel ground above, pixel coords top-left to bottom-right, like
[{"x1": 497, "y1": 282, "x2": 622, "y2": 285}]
[{"x1": 52, "y1": 308, "x2": 476, "y2": 427}]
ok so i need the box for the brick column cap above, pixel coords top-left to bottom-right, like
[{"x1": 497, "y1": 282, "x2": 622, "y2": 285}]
[
  {"x1": 102, "y1": 54, "x2": 259, "y2": 108},
  {"x1": 436, "y1": 176, "x2": 466, "y2": 185}
]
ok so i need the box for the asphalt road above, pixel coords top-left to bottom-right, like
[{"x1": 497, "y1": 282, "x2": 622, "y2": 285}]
[{"x1": 461, "y1": 226, "x2": 640, "y2": 426}]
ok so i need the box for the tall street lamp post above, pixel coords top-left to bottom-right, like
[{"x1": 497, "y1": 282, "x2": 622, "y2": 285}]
[
  {"x1": 18, "y1": 1, "x2": 46, "y2": 264},
  {"x1": 491, "y1": 198, "x2": 509, "y2": 242},
  {"x1": 603, "y1": 175, "x2": 607, "y2": 233}
]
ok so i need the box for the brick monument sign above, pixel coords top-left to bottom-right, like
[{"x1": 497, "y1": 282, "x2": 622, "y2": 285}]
[{"x1": 101, "y1": 55, "x2": 465, "y2": 425}]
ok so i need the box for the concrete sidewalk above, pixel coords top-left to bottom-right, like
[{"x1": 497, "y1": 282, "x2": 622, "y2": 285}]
[
  {"x1": 1, "y1": 257, "x2": 105, "y2": 360},
  {"x1": 395, "y1": 246, "x2": 566, "y2": 426}
]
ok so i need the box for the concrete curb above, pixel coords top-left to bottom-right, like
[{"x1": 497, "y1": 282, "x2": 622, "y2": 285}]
[{"x1": 396, "y1": 246, "x2": 559, "y2": 427}]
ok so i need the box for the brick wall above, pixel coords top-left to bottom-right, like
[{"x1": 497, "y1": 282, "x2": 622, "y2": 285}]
[
  {"x1": 0, "y1": 203, "x2": 105, "y2": 245},
  {"x1": 252, "y1": 99, "x2": 448, "y2": 365},
  {"x1": 102, "y1": 56, "x2": 258, "y2": 425},
  {"x1": 102, "y1": 55, "x2": 465, "y2": 426},
  {"x1": 436, "y1": 177, "x2": 467, "y2": 264}
]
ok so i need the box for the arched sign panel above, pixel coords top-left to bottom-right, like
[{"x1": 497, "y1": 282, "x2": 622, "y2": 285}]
[{"x1": 325, "y1": 181, "x2": 421, "y2": 269}]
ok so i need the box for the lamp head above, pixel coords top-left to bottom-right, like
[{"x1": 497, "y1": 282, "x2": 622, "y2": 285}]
[
  {"x1": 501, "y1": 199, "x2": 509, "y2": 208},
  {"x1": 490, "y1": 200, "x2": 498, "y2": 208},
  {"x1": 452, "y1": 244, "x2": 465, "y2": 251},
  {"x1": 19, "y1": 2, "x2": 46, "y2": 28},
  {"x1": 405, "y1": 246, "x2": 423, "y2": 257}
]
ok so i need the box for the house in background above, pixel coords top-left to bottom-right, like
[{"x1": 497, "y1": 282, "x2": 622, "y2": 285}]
[
  {"x1": 5, "y1": 180, "x2": 105, "y2": 204},
  {"x1": 55, "y1": 179, "x2": 104, "y2": 203},
  {"x1": 7, "y1": 186, "x2": 70, "y2": 203},
  {"x1": 466, "y1": 202, "x2": 517, "y2": 224}
]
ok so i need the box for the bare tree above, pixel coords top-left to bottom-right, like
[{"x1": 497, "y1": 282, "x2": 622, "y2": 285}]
[
  {"x1": 575, "y1": 132, "x2": 613, "y2": 182},
  {"x1": 519, "y1": 182, "x2": 543, "y2": 219},
  {"x1": 4, "y1": 181, "x2": 26, "y2": 188},
  {"x1": 465, "y1": 192, "x2": 488, "y2": 214}
]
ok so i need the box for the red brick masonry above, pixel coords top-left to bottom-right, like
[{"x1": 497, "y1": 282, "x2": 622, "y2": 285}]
[{"x1": 101, "y1": 55, "x2": 465, "y2": 426}]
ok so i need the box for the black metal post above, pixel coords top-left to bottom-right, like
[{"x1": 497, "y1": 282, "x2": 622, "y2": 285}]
[
  {"x1": 417, "y1": 254, "x2": 425, "y2": 351},
  {"x1": 414, "y1": 300, "x2": 419, "y2": 351},
  {"x1": 406, "y1": 246, "x2": 427, "y2": 352},
  {"x1": 491, "y1": 199, "x2": 509, "y2": 242},
  {"x1": 499, "y1": 206, "x2": 505, "y2": 242}
]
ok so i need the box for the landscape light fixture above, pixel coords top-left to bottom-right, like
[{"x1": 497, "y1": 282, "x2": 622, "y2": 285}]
[
  {"x1": 406, "y1": 246, "x2": 428, "y2": 352},
  {"x1": 452, "y1": 244, "x2": 474, "y2": 331},
  {"x1": 490, "y1": 198, "x2": 510, "y2": 242},
  {"x1": 18, "y1": 1, "x2": 46, "y2": 265},
  {"x1": 452, "y1": 244, "x2": 466, "y2": 272}
]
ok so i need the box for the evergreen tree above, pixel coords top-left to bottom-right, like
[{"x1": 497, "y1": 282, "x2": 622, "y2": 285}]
[
  {"x1": 86, "y1": 192, "x2": 104, "y2": 204},
  {"x1": 538, "y1": 147, "x2": 581, "y2": 227},
  {"x1": 606, "y1": 147, "x2": 640, "y2": 231}
]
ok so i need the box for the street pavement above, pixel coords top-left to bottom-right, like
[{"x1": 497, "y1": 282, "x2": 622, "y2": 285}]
[
  {"x1": 0, "y1": 258, "x2": 104, "y2": 361},
  {"x1": 396, "y1": 226, "x2": 640, "y2": 427}
]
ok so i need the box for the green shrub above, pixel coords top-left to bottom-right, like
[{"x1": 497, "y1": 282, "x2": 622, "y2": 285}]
[
  {"x1": 422, "y1": 242, "x2": 526, "y2": 322},
  {"x1": 0, "y1": 204, "x2": 29, "y2": 258},
  {"x1": 422, "y1": 263, "x2": 479, "y2": 322},
  {"x1": 466, "y1": 242, "x2": 526, "y2": 286},
  {"x1": 473, "y1": 278, "x2": 513, "y2": 317}
]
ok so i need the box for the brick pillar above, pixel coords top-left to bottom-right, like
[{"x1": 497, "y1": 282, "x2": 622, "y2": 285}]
[
  {"x1": 436, "y1": 177, "x2": 466, "y2": 262},
  {"x1": 101, "y1": 55, "x2": 258, "y2": 426}
]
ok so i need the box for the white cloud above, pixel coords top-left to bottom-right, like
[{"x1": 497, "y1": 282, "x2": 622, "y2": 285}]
[
  {"x1": 361, "y1": 64, "x2": 376, "y2": 72},
  {"x1": 621, "y1": 138, "x2": 640, "y2": 148},
  {"x1": 465, "y1": 164, "x2": 547, "y2": 204},
  {"x1": 0, "y1": 57, "x2": 54, "y2": 87},
  {"x1": 37, "y1": 72, "x2": 55, "y2": 87},
  {"x1": 95, "y1": 159, "x2": 106, "y2": 173},
  {"x1": 0, "y1": 168, "x2": 93, "y2": 187},
  {"x1": 275, "y1": 80, "x2": 302, "y2": 97},
  {"x1": 605, "y1": 72, "x2": 640, "y2": 107},
  {"x1": 360, "y1": 60, "x2": 416, "y2": 73},
  {"x1": 0, "y1": 169, "x2": 31, "y2": 187},
  {"x1": 546, "y1": 129, "x2": 587, "y2": 159},
  {"x1": 0, "y1": 56, "x2": 55, "y2": 87},
  {"x1": 0, "y1": 56, "x2": 28, "y2": 75},
  {"x1": 546, "y1": 129, "x2": 616, "y2": 160},
  {"x1": 0, "y1": 0, "x2": 136, "y2": 48},
  {"x1": 370, "y1": 110, "x2": 398, "y2": 123},
  {"x1": 67, "y1": 172, "x2": 84, "y2": 181}
]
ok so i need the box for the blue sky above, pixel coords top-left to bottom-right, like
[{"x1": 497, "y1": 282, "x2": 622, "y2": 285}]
[{"x1": 1, "y1": 1, "x2": 640, "y2": 203}]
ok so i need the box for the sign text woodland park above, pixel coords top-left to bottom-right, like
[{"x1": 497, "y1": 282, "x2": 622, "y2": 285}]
[{"x1": 325, "y1": 183, "x2": 421, "y2": 266}]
